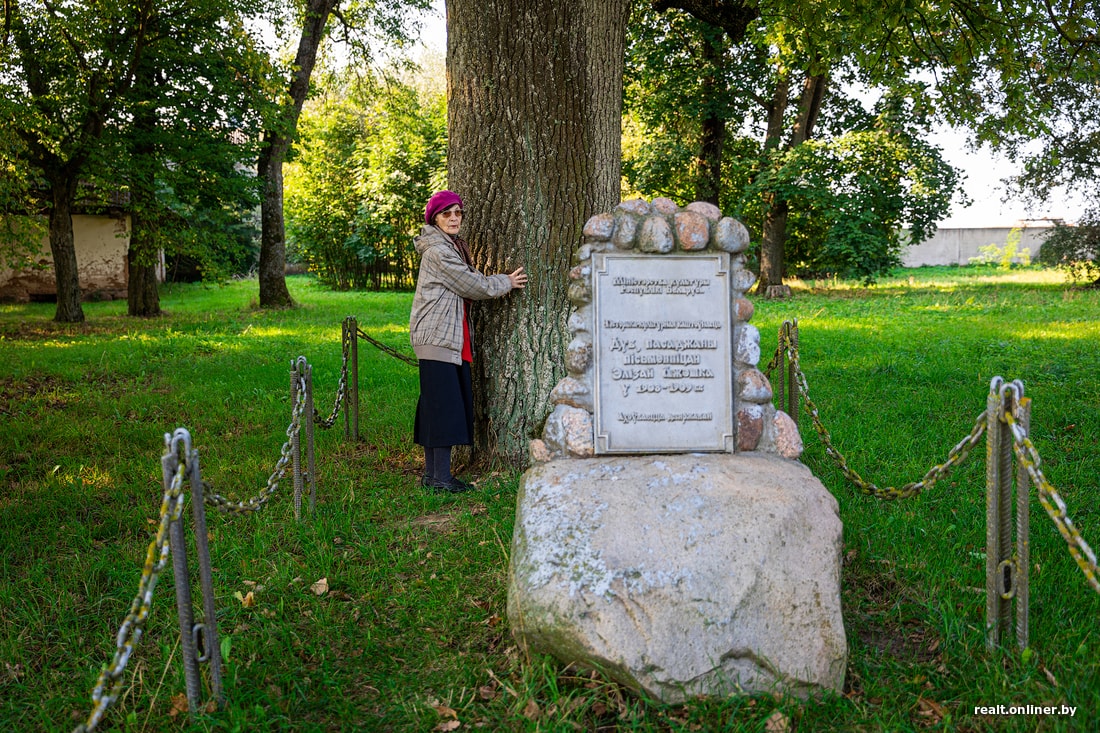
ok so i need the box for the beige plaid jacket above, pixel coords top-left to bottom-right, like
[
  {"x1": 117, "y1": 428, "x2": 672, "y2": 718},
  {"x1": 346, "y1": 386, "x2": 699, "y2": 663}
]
[{"x1": 409, "y1": 225, "x2": 513, "y2": 365}]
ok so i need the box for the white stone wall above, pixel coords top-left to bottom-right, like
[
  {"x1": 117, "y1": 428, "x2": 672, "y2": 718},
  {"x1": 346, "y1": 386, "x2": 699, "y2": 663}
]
[{"x1": 901, "y1": 226, "x2": 1051, "y2": 267}]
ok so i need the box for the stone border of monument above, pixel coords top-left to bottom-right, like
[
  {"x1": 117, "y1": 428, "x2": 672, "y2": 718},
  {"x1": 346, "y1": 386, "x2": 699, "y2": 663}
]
[{"x1": 530, "y1": 197, "x2": 803, "y2": 463}]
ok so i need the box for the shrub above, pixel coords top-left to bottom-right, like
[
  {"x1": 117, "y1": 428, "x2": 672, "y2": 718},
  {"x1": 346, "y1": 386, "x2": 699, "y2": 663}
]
[{"x1": 1038, "y1": 211, "x2": 1100, "y2": 286}]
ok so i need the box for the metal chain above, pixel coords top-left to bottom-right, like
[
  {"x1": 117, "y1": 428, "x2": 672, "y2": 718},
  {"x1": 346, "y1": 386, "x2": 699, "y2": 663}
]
[
  {"x1": 203, "y1": 374, "x2": 307, "y2": 514},
  {"x1": 73, "y1": 435, "x2": 189, "y2": 733},
  {"x1": 774, "y1": 328, "x2": 988, "y2": 500},
  {"x1": 1004, "y1": 409, "x2": 1100, "y2": 594},
  {"x1": 356, "y1": 327, "x2": 419, "y2": 367},
  {"x1": 313, "y1": 334, "x2": 349, "y2": 429}
]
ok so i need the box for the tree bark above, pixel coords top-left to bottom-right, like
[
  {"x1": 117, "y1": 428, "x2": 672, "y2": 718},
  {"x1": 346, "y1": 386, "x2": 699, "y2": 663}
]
[
  {"x1": 127, "y1": 61, "x2": 162, "y2": 317},
  {"x1": 757, "y1": 72, "x2": 790, "y2": 292},
  {"x1": 257, "y1": 0, "x2": 337, "y2": 308},
  {"x1": 695, "y1": 33, "x2": 727, "y2": 205},
  {"x1": 757, "y1": 70, "x2": 827, "y2": 291},
  {"x1": 447, "y1": 0, "x2": 630, "y2": 466},
  {"x1": 46, "y1": 173, "x2": 85, "y2": 323}
]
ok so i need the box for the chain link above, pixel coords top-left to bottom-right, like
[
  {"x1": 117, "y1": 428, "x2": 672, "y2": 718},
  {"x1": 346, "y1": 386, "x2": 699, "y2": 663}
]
[
  {"x1": 356, "y1": 327, "x2": 419, "y2": 367},
  {"x1": 1003, "y1": 409, "x2": 1100, "y2": 594},
  {"x1": 203, "y1": 374, "x2": 307, "y2": 514},
  {"x1": 313, "y1": 334, "x2": 349, "y2": 429},
  {"x1": 773, "y1": 327, "x2": 988, "y2": 500},
  {"x1": 73, "y1": 435, "x2": 189, "y2": 733}
]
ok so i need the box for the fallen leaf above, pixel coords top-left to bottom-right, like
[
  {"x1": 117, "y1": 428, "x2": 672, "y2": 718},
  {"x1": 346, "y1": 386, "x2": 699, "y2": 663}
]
[
  {"x1": 478, "y1": 685, "x2": 499, "y2": 701},
  {"x1": 233, "y1": 590, "x2": 255, "y2": 608},
  {"x1": 204, "y1": 700, "x2": 217, "y2": 713},
  {"x1": 917, "y1": 697, "x2": 946, "y2": 721},
  {"x1": 522, "y1": 699, "x2": 540, "y2": 720},
  {"x1": 310, "y1": 577, "x2": 329, "y2": 596},
  {"x1": 433, "y1": 704, "x2": 458, "y2": 719},
  {"x1": 433, "y1": 721, "x2": 461, "y2": 732},
  {"x1": 765, "y1": 710, "x2": 789, "y2": 733},
  {"x1": 168, "y1": 692, "x2": 188, "y2": 718},
  {"x1": 1043, "y1": 666, "x2": 1058, "y2": 687}
]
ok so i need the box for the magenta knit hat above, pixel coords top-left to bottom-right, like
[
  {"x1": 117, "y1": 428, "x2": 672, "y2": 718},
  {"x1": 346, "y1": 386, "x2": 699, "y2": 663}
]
[{"x1": 425, "y1": 190, "x2": 463, "y2": 225}]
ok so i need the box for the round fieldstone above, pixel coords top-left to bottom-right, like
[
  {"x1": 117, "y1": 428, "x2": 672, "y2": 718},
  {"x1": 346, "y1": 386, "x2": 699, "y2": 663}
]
[
  {"x1": 583, "y1": 213, "x2": 615, "y2": 241},
  {"x1": 617, "y1": 198, "x2": 652, "y2": 216},
  {"x1": 550, "y1": 376, "x2": 593, "y2": 411},
  {"x1": 773, "y1": 410, "x2": 804, "y2": 459},
  {"x1": 568, "y1": 305, "x2": 591, "y2": 335},
  {"x1": 733, "y1": 297, "x2": 754, "y2": 322},
  {"x1": 714, "y1": 217, "x2": 751, "y2": 253},
  {"x1": 738, "y1": 368, "x2": 773, "y2": 404},
  {"x1": 565, "y1": 337, "x2": 592, "y2": 375},
  {"x1": 568, "y1": 278, "x2": 591, "y2": 305},
  {"x1": 735, "y1": 324, "x2": 761, "y2": 366},
  {"x1": 737, "y1": 403, "x2": 765, "y2": 451},
  {"x1": 638, "y1": 216, "x2": 675, "y2": 253},
  {"x1": 613, "y1": 213, "x2": 639, "y2": 249},
  {"x1": 731, "y1": 268, "x2": 758, "y2": 293},
  {"x1": 674, "y1": 211, "x2": 710, "y2": 251},
  {"x1": 685, "y1": 201, "x2": 722, "y2": 221},
  {"x1": 652, "y1": 197, "x2": 680, "y2": 216},
  {"x1": 529, "y1": 439, "x2": 552, "y2": 463}
]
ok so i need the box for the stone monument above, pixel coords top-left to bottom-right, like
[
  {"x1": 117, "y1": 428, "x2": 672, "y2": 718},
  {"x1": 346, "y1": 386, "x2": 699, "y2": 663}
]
[{"x1": 508, "y1": 198, "x2": 847, "y2": 703}]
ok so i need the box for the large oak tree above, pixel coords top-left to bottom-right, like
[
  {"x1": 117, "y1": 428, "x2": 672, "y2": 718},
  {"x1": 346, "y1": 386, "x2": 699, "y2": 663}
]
[{"x1": 447, "y1": 0, "x2": 631, "y2": 465}]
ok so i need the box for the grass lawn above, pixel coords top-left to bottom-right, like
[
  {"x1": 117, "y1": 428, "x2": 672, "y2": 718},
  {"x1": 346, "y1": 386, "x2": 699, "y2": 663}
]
[{"x1": 1, "y1": 267, "x2": 1097, "y2": 732}]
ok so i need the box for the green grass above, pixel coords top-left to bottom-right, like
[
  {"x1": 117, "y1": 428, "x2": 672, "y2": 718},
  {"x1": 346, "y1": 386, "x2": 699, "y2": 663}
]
[{"x1": 1, "y1": 267, "x2": 1098, "y2": 732}]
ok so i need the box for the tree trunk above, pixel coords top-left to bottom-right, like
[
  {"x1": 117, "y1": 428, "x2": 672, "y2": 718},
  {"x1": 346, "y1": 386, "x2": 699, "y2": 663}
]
[
  {"x1": 757, "y1": 72, "x2": 790, "y2": 292},
  {"x1": 127, "y1": 65, "x2": 162, "y2": 317},
  {"x1": 448, "y1": 0, "x2": 630, "y2": 466},
  {"x1": 127, "y1": 171, "x2": 161, "y2": 317},
  {"x1": 257, "y1": 0, "x2": 336, "y2": 308},
  {"x1": 47, "y1": 174, "x2": 85, "y2": 323},
  {"x1": 757, "y1": 70, "x2": 827, "y2": 292},
  {"x1": 694, "y1": 33, "x2": 727, "y2": 205}
]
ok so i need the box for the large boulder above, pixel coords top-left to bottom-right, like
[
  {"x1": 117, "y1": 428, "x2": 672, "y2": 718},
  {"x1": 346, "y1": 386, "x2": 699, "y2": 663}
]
[{"x1": 507, "y1": 454, "x2": 846, "y2": 703}]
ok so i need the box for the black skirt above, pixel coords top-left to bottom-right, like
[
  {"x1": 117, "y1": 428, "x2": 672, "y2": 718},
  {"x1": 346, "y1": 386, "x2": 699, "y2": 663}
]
[{"x1": 414, "y1": 359, "x2": 474, "y2": 447}]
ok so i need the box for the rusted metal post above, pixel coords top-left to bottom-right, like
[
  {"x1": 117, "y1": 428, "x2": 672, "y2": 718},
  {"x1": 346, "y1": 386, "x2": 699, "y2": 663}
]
[
  {"x1": 350, "y1": 319, "x2": 360, "y2": 442},
  {"x1": 186, "y1": 441, "x2": 224, "y2": 706},
  {"x1": 291, "y1": 359, "x2": 303, "y2": 522},
  {"x1": 787, "y1": 319, "x2": 799, "y2": 427},
  {"x1": 1015, "y1": 391, "x2": 1031, "y2": 650},
  {"x1": 985, "y1": 378, "x2": 1031, "y2": 652},
  {"x1": 775, "y1": 323, "x2": 787, "y2": 417},
  {"x1": 165, "y1": 437, "x2": 202, "y2": 714},
  {"x1": 997, "y1": 384, "x2": 1016, "y2": 644},
  {"x1": 303, "y1": 359, "x2": 317, "y2": 515},
  {"x1": 985, "y1": 377, "x2": 1005, "y2": 649}
]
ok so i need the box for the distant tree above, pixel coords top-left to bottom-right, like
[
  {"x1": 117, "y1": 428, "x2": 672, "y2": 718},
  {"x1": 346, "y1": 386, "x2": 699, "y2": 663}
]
[
  {"x1": 1, "y1": 1, "x2": 157, "y2": 322},
  {"x1": 285, "y1": 66, "x2": 445, "y2": 290},
  {"x1": 447, "y1": 0, "x2": 631, "y2": 465},
  {"x1": 625, "y1": 4, "x2": 957, "y2": 285},
  {"x1": 1039, "y1": 210, "x2": 1100, "y2": 287},
  {"x1": 256, "y1": 0, "x2": 429, "y2": 307},
  {"x1": 115, "y1": 1, "x2": 265, "y2": 316}
]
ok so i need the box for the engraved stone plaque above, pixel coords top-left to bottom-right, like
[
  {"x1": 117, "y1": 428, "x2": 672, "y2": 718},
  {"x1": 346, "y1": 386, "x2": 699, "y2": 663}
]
[{"x1": 593, "y1": 253, "x2": 734, "y2": 453}]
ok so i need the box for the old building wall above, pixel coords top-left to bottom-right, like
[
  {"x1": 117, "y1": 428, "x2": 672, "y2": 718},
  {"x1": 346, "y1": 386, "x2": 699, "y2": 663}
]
[{"x1": 0, "y1": 214, "x2": 132, "y2": 302}]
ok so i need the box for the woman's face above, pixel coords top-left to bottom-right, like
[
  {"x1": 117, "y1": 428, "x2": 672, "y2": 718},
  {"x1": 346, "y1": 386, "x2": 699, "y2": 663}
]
[{"x1": 435, "y1": 205, "x2": 463, "y2": 236}]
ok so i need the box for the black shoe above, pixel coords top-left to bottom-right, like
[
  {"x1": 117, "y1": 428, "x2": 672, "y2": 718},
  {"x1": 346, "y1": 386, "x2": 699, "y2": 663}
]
[{"x1": 426, "y1": 476, "x2": 475, "y2": 494}]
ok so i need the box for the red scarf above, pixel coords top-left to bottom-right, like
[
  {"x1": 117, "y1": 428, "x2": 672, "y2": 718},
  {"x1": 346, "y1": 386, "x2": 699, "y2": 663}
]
[{"x1": 453, "y1": 235, "x2": 474, "y2": 363}]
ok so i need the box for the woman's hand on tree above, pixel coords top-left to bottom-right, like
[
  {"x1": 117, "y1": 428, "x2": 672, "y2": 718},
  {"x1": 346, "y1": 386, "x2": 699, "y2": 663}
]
[{"x1": 508, "y1": 267, "x2": 528, "y2": 289}]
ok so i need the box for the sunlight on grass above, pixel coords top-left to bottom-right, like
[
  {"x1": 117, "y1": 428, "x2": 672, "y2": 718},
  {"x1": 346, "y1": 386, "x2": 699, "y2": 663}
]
[{"x1": 1, "y1": 269, "x2": 1097, "y2": 732}]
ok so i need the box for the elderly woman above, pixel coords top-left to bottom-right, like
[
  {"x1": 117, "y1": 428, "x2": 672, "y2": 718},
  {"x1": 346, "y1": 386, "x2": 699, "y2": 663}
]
[{"x1": 410, "y1": 190, "x2": 527, "y2": 493}]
